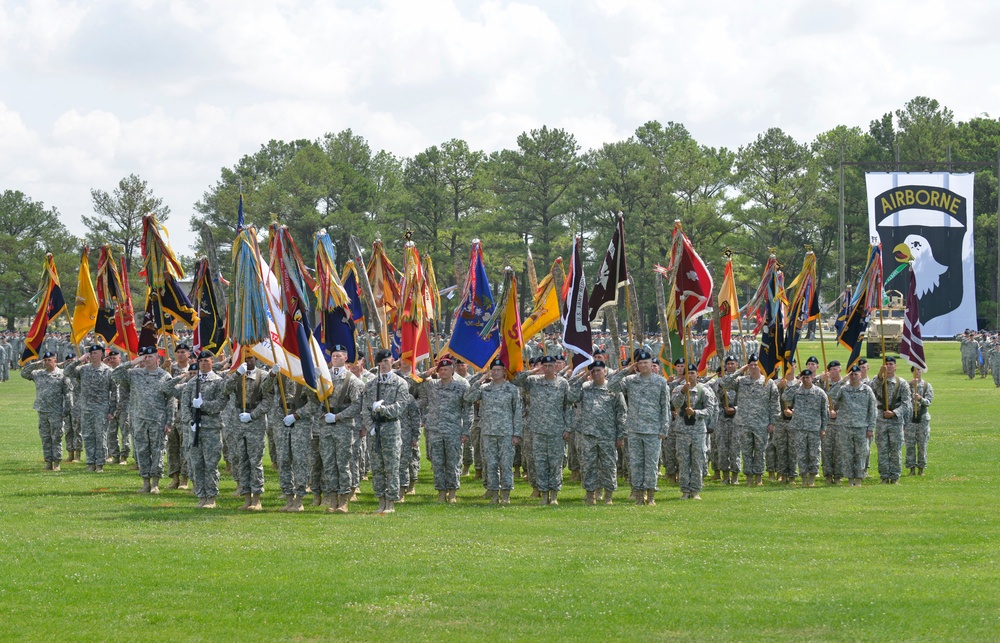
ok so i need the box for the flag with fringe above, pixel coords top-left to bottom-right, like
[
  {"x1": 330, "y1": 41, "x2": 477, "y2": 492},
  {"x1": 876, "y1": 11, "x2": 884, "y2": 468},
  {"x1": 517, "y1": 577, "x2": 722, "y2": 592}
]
[
  {"x1": 313, "y1": 229, "x2": 357, "y2": 363},
  {"x1": 397, "y1": 241, "x2": 432, "y2": 374},
  {"x1": 191, "y1": 257, "x2": 228, "y2": 356},
  {"x1": 838, "y1": 244, "x2": 883, "y2": 369},
  {"x1": 697, "y1": 256, "x2": 739, "y2": 375},
  {"x1": 562, "y1": 236, "x2": 593, "y2": 375},
  {"x1": 744, "y1": 255, "x2": 785, "y2": 379},
  {"x1": 20, "y1": 254, "x2": 67, "y2": 364},
  {"x1": 449, "y1": 241, "x2": 499, "y2": 369},
  {"x1": 367, "y1": 238, "x2": 400, "y2": 347},
  {"x1": 782, "y1": 251, "x2": 820, "y2": 364},
  {"x1": 70, "y1": 247, "x2": 98, "y2": 346},
  {"x1": 900, "y1": 262, "x2": 926, "y2": 371}
]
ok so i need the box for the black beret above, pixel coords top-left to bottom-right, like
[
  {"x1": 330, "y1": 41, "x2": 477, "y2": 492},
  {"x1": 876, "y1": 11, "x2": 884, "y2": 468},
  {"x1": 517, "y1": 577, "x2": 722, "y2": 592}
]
[
  {"x1": 806, "y1": 355, "x2": 819, "y2": 364},
  {"x1": 857, "y1": 358, "x2": 868, "y2": 365},
  {"x1": 724, "y1": 355, "x2": 737, "y2": 363},
  {"x1": 687, "y1": 364, "x2": 699, "y2": 372},
  {"x1": 885, "y1": 356, "x2": 896, "y2": 363},
  {"x1": 107, "y1": 348, "x2": 120, "y2": 356},
  {"x1": 827, "y1": 360, "x2": 841, "y2": 369},
  {"x1": 672, "y1": 358, "x2": 684, "y2": 366},
  {"x1": 330, "y1": 344, "x2": 349, "y2": 353},
  {"x1": 374, "y1": 349, "x2": 393, "y2": 363},
  {"x1": 138, "y1": 345, "x2": 157, "y2": 356},
  {"x1": 42, "y1": 351, "x2": 55, "y2": 359},
  {"x1": 800, "y1": 368, "x2": 814, "y2": 377},
  {"x1": 490, "y1": 358, "x2": 505, "y2": 369},
  {"x1": 87, "y1": 344, "x2": 105, "y2": 353},
  {"x1": 747, "y1": 354, "x2": 759, "y2": 363},
  {"x1": 197, "y1": 350, "x2": 215, "y2": 360},
  {"x1": 633, "y1": 350, "x2": 652, "y2": 361},
  {"x1": 175, "y1": 343, "x2": 191, "y2": 351},
  {"x1": 588, "y1": 360, "x2": 606, "y2": 370},
  {"x1": 188, "y1": 363, "x2": 199, "y2": 372},
  {"x1": 849, "y1": 364, "x2": 861, "y2": 373},
  {"x1": 540, "y1": 355, "x2": 556, "y2": 364}
]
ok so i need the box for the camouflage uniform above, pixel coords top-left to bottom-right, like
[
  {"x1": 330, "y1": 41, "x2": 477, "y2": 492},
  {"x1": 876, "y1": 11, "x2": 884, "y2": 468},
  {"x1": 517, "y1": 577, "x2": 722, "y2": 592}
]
[
  {"x1": 818, "y1": 378, "x2": 844, "y2": 479},
  {"x1": 64, "y1": 360, "x2": 116, "y2": 466},
  {"x1": 829, "y1": 382, "x2": 877, "y2": 480},
  {"x1": 871, "y1": 375, "x2": 911, "y2": 482},
  {"x1": 21, "y1": 361, "x2": 70, "y2": 464},
  {"x1": 223, "y1": 368, "x2": 273, "y2": 495},
  {"x1": 513, "y1": 373, "x2": 571, "y2": 493},
  {"x1": 713, "y1": 375, "x2": 741, "y2": 474},
  {"x1": 166, "y1": 363, "x2": 190, "y2": 482},
  {"x1": 0, "y1": 341, "x2": 10, "y2": 380},
  {"x1": 781, "y1": 384, "x2": 829, "y2": 477},
  {"x1": 181, "y1": 371, "x2": 228, "y2": 501},
  {"x1": 64, "y1": 373, "x2": 82, "y2": 455},
  {"x1": 990, "y1": 345, "x2": 1000, "y2": 387},
  {"x1": 362, "y1": 372, "x2": 411, "y2": 502},
  {"x1": 567, "y1": 377, "x2": 625, "y2": 492},
  {"x1": 772, "y1": 381, "x2": 798, "y2": 479},
  {"x1": 718, "y1": 372, "x2": 780, "y2": 477},
  {"x1": 464, "y1": 377, "x2": 523, "y2": 492},
  {"x1": 661, "y1": 379, "x2": 682, "y2": 479},
  {"x1": 397, "y1": 395, "x2": 422, "y2": 496},
  {"x1": 303, "y1": 368, "x2": 363, "y2": 498},
  {"x1": 959, "y1": 336, "x2": 978, "y2": 379},
  {"x1": 417, "y1": 376, "x2": 472, "y2": 491},
  {"x1": 351, "y1": 368, "x2": 375, "y2": 489},
  {"x1": 266, "y1": 375, "x2": 309, "y2": 498},
  {"x1": 671, "y1": 383, "x2": 717, "y2": 495},
  {"x1": 112, "y1": 364, "x2": 178, "y2": 481},
  {"x1": 108, "y1": 371, "x2": 130, "y2": 463},
  {"x1": 609, "y1": 370, "x2": 669, "y2": 492},
  {"x1": 904, "y1": 379, "x2": 933, "y2": 471}
]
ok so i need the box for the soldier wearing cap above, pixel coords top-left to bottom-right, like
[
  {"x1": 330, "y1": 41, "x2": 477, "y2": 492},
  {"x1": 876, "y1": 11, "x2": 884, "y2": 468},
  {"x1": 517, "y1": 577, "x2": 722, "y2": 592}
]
[
  {"x1": 416, "y1": 356, "x2": 472, "y2": 503},
  {"x1": 21, "y1": 352, "x2": 71, "y2": 470},
  {"x1": 660, "y1": 357, "x2": 686, "y2": 487},
  {"x1": 64, "y1": 345, "x2": 116, "y2": 471},
  {"x1": 829, "y1": 364, "x2": 877, "y2": 486},
  {"x1": 62, "y1": 353, "x2": 83, "y2": 462},
  {"x1": 464, "y1": 358, "x2": 523, "y2": 505},
  {"x1": 780, "y1": 367, "x2": 828, "y2": 487},
  {"x1": 713, "y1": 355, "x2": 741, "y2": 484},
  {"x1": 180, "y1": 351, "x2": 229, "y2": 508},
  {"x1": 717, "y1": 355, "x2": 780, "y2": 486},
  {"x1": 348, "y1": 356, "x2": 374, "y2": 497},
  {"x1": 772, "y1": 357, "x2": 798, "y2": 482},
  {"x1": 166, "y1": 343, "x2": 193, "y2": 488},
  {"x1": 871, "y1": 357, "x2": 911, "y2": 484},
  {"x1": 362, "y1": 349, "x2": 411, "y2": 514},
  {"x1": 264, "y1": 358, "x2": 310, "y2": 512},
  {"x1": 671, "y1": 364, "x2": 717, "y2": 500},
  {"x1": 609, "y1": 349, "x2": 669, "y2": 505},
  {"x1": 103, "y1": 348, "x2": 128, "y2": 465},
  {"x1": 223, "y1": 353, "x2": 273, "y2": 511},
  {"x1": 567, "y1": 359, "x2": 626, "y2": 504},
  {"x1": 513, "y1": 354, "x2": 571, "y2": 505},
  {"x1": 905, "y1": 366, "x2": 934, "y2": 476},
  {"x1": 818, "y1": 360, "x2": 844, "y2": 483}
]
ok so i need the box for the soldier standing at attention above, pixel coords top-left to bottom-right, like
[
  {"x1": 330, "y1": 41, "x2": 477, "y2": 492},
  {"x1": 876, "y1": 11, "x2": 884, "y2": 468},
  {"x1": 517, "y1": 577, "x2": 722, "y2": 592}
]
[
  {"x1": 719, "y1": 355, "x2": 779, "y2": 487},
  {"x1": 871, "y1": 357, "x2": 911, "y2": 484},
  {"x1": 166, "y1": 344, "x2": 193, "y2": 488},
  {"x1": 905, "y1": 366, "x2": 933, "y2": 476},
  {"x1": 224, "y1": 354, "x2": 272, "y2": 511},
  {"x1": 829, "y1": 365, "x2": 877, "y2": 487},
  {"x1": 265, "y1": 363, "x2": 309, "y2": 512},
  {"x1": 609, "y1": 350, "x2": 669, "y2": 506},
  {"x1": 781, "y1": 368, "x2": 828, "y2": 487},
  {"x1": 817, "y1": 360, "x2": 844, "y2": 484},
  {"x1": 181, "y1": 351, "x2": 228, "y2": 508},
  {"x1": 463, "y1": 358, "x2": 523, "y2": 505},
  {"x1": 362, "y1": 349, "x2": 411, "y2": 514},
  {"x1": 348, "y1": 357, "x2": 373, "y2": 500},
  {"x1": 104, "y1": 349, "x2": 128, "y2": 465},
  {"x1": 64, "y1": 345, "x2": 116, "y2": 472},
  {"x1": 773, "y1": 361, "x2": 798, "y2": 482},
  {"x1": 671, "y1": 365, "x2": 717, "y2": 500},
  {"x1": 112, "y1": 345, "x2": 179, "y2": 494},
  {"x1": 513, "y1": 355, "x2": 571, "y2": 505},
  {"x1": 714, "y1": 356, "x2": 741, "y2": 484},
  {"x1": 21, "y1": 352, "x2": 71, "y2": 470},
  {"x1": 416, "y1": 357, "x2": 472, "y2": 503},
  {"x1": 567, "y1": 360, "x2": 626, "y2": 505}
]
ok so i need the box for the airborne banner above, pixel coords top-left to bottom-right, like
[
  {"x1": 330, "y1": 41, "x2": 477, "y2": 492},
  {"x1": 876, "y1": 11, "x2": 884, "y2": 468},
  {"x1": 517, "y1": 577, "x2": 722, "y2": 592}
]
[{"x1": 866, "y1": 172, "x2": 976, "y2": 337}]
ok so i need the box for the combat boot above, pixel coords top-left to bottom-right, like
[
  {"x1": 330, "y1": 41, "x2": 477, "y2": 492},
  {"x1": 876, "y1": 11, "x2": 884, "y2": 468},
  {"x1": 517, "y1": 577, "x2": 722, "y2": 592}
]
[
  {"x1": 646, "y1": 490, "x2": 655, "y2": 506},
  {"x1": 311, "y1": 492, "x2": 323, "y2": 507},
  {"x1": 87, "y1": 463, "x2": 96, "y2": 472},
  {"x1": 529, "y1": 488, "x2": 541, "y2": 499},
  {"x1": 691, "y1": 493, "x2": 702, "y2": 500},
  {"x1": 150, "y1": 478, "x2": 160, "y2": 494},
  {"x1": 406, "y1": 482, "x2": 416, "y2": 496},
  {"x1": 680, "y1": 492, "x2": 690, "y2": 500},
  {"x1": 513, "y1": 465, "x2": 521, "y2": 478},
  {"x1": 279, "y1": 494, "x2": 293, "y2": 512},
  {"x1": 584, "y1": 490, "x2": 596, "y2": 505},
  {"x1": 499, "y1": 490, "x2": 511, "y2": 505},
  {"x1": 746, "y1": 475, "x2": 754, "y2": 487},
  {"x1": 909, "y1": 467, "x2": 916, "y2": 476},
  {"x1": 44, "y1": 461, "x2": 52, "y2": 471},
  {"x1": 377, "y1": 497, "x2": 387, "y2": 513},
  {"x1": 196, "y1": 497, "x2": 207, "y2": 508},
  {"x1": 540, "y1": 490, "x2": 549, "y2": 506},
  {"x1": 635, "y1": 490, "x2": 644, "y2": 506},
  {"x1": 119, "y1": 454, "x2": 128, "y2": 465},
  {"x1": 461, "y1": 464, "x2": 470, "y2": 477},
  {"x1": 202, "y1": 497, "x2": 217, "y2": 509},
  {"x1": 603, "y1": 489, "x2": 613, "y2": 505},
  {"x1": 481, "y1": 489, "x2": 496, "y2": 501},
  {"x1": 437, "y1": 490, "x2": 447, "y2": 503},
  {"x1": 138, "y1": 478, "x2": 151, "y2": 494},
  {"x1": 179, "y1": 475, "x2": 189, "y2": 490},
  {"x1": 447, "y1": 489, "x2": 457, "y2": 503},
  {"x1": 52, "y1": 461, "x2": 61, "y2": 472},
  {"x1": 349, "y1": 488, "x2": 358, "y2": 501},
  {"x1": 397, "y1": 491, "x2": 406, "y2": 503},
  {"x1": 755, "y1": 475, "x2": 763, "y2": 486},
  {"x1": 918, "y1": 468, "x2": 924, "y2": 475},
  {"x1": 768, "y1": 471, "x2": 776, "y2": 482},
  {"x1": 248, "y1": 494, "x2": 262, "y2": 511},
  {"x1": 549, "y1": 491, "x2": 559, "y2": 506},
  {"x1": 629, "y1": 488, "x2": 639, "y2": 501},
  {"x1": 329, "y1": 494, "x2": 348, "y2": 514},
  {"x1": 474, "y1": 469, "x2": 483, "y2": 480},
  {"x1": 570, "y1": 470, "x2": 581, "y2": 482},
  {"x1": 712, "y1": 470, "x2": 721, "y2": 481},
  {"x1": 241, "y1": 494, "x2": 252, "y2": 510},
  {"x1": 382, "y1": 499, "x2": 395, "y2": 514},
  {"x1": 168, "y1": 473, "x2": 180, "y2": 489},
  {"x1": 95, "y1": 464, "x2": 104, "y2": 473},
  {"x1": 289, "y1": 495, "x2": 304, "y2": 512}
]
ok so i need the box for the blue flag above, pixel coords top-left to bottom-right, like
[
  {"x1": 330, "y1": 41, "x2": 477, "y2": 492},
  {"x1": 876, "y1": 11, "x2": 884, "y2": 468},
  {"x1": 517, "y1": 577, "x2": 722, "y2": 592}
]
[
  {"x1": 449, "y1": 243, "x2": 499, "y2": 369},
  {"x1": 314, "y1": 308, "x2": 357, "y2": 363}
]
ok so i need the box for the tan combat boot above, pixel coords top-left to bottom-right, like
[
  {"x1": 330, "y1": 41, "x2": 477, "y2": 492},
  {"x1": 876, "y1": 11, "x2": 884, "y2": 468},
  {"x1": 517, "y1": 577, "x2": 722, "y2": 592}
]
[
  {"x1": 248, "y1": 494, "x2": 262, "y2": 511},
  {"x1": 241, "y1": 494, "x2": 252, "y2": 510},
  {"x1": 481, "y1": 489, "x2": 496, "y2": 500},
  {"x1": 437, "y1": 490, "x2": 447, "y2": 503},
  {"x1": 755, "y1": 475, "x2": 764, "y2": 486},
  {"x1": 540, "y1": 490, "x2": 549, "y2": 506},
  {"x1": 397, "y1": 491, "x2": 405, "y2": 504},
  {"x1": 513, "y1": 465, "x2": 521, "y2": 479},
  {"x1": 311, "y1": 492, "x2": 323, "y2": 507},
  {"x1": 52, "y1": 461, "x2": 61, "y2": 472},
  {"x1": 376, "y1": 497, "x2": 386, "y2": 513},
  {"x1": 691, "y1": 492, "x2": 702, "y2": 500},
  {"x1": 138, "y1": 478, "x2": 151, "y2": 494},
  {"x1": 202, "y1": 496, "x2": 217, "y2": 509},
  {"x1": 474, "y1": 469, "x2": 483, "y2": 480},
  {"x1": 584, "y1": 490, "x2": 596, "y2": 505},
  {"x1": 330, "y1": 494, "x2": 348, "y2": 514},
  {"x1": 712, "y1": 470, "x2": 721, "y2": 481},
  {"x1": 278, "y1": 494, "x2": 293, "y2": 512},
  {"x1": 529, "y1": 488, "x2": 541, "y2": 499},
  {"x1": 646, "y1": 490, "x2": 655, "y2": 506},
  {"x1": 196, "y1": 497, "x2": 207, "y2": 508},
  {"x1": 461, "y1": 464, "x2": 470, "y2": 477},
  {"x1": 549, "y1": 491, "x2": 559, "y2": 506},
  {"x1": 406, "y1": 482, "x2": 416, "y2": 496},
  {"x1": 149, "y1": 478, "x2": 160, "y2": 494},
  {"x1": 447, "y1": 489, "x2": 457, "y2": 503},
  {"x1": 349, "y1": 488, "x2": 358, "y2": 502},
  {"x1": 119, "y1": 454, "x2": 128, "y2": 465},
  {"x1": 289, "y1": 495, "x2": 304, "y2": 512},
  {"x1": 918, "y1": 468, "x2": 924, "y2": 475},
  {"x1": 908, "y1": 467, "x2": 916, "y2": 476},
  {"x1": 635, "y1": 490, "x2": 645, "y2": 506},
  {"x1": 168, "y1": 473, "x2": 180, "y2": 489},
  {"x1": 499, "y1": 490, "x2": 511, "y2": 505},
  {"x1": 179, "y1": 475, "x2": 189, "y2": 490},
  {"x1": 44, "y1": 461, "x2": 52, "y2": 471},
  {"x1": 383, "y1": 499, "x2": 395, "y2": 514},
  {"x1": 603, "y1": 489, "x2": 613, "y2": 505}
]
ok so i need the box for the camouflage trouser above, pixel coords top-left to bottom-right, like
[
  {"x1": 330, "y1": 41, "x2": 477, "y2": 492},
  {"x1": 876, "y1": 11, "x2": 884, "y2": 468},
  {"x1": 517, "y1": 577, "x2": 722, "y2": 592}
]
[
  {"x1": 566, "y1": 430, "x2": 579, "y2": 475},
  {"x1": 822, "y1": 423, "x2": 840, "y2": 478},
  {"x1": 708, "y1": 425, "x2": 719, "y2": 473},
  {"x1": 471, "y1": 422, "x2": 484, "y2": 474},
  {"x1": 482, "y1": 434, "x2": 514, "y2": 491},
  {"x1": 462, "y1": 434, "x2": 475, "y2": 467},
  {"x1": 309, "y1": 434, "x2": 322, "y2": 494},
  {"x1": 629, "y1": 432, "x2": 661, "y2": 491},
  {"x1": 876, "y1": 420, "x2": 904, "y2": 481},
  {"x1": 715, "y1": 417, "x2": 740, "y2": 473},
  {"x1": 676, "y1": 430, "x2": 705, "y2": 494},
  {"x1": 134, "y1": 419, "x2": 166, "y2": 479},
  {"x1": 107, "y1": 413, "x2": 130, "y2": 460},
  {"x1": 841, "y1": 426, "x2": 869, "y2": 479},
  {"x1": 351, "y1": 430, "x2": 363, "y2": 487},
  {"x1": 81, "y1": 407, "x2": 110, "y2": 465},
  {"x1": 962, "y1": 354, "x2": 976, "y2": 379},
  {"x1": 765, "y1": 434, "x2": 777, "y2": 473},
  {"x1": 533, "y1": 432, "x2": 565, "y2": 492},
  {"x1": 398, "y1": 440, "x2": 419, "y2": 491},
  {"x1": 795, "y1": 430, "x2": 821, "y2": 475},
  {"x1": 315, "y1": 425, "x2": 353, "y2": 495},
  {"x1": 65, "y1": 407, "x2": 82, "y2": 451},
  {"x1": 580, "y1": 434, "x2": 617, "y2": 492},
  {"x1": 617, "y1": 435, "x2": 630, "y2": 480},
  {"x1": 232, "y1": 426, "x2": 266, "y2": 494},
  {"x1": 428, "y1": 433, "x2": 462, "y2": 490},
  {"x1": 190, "y1": 427, "x2": 223, "y2": 499},
  {"x1": 661, "y1": 426, "x2": 678, "y2": 476},
  {"x1": 740, "y1": 426, "x2": 767, "y2": 476},
  {"x1": 772, "y1": 420, "x2": 796, "y2": 478},
  {"x1": 266, "y1": 424, "x2": 278, "y2": 466},
  {"x1": 371, "y1": 426, "x2": 401, "y2": 500},
  {"x1": 521, "y1": 424, "x2": 535, "y2": 487},
  {"x1": 38, "y1": 413, "x2": 64, "y2": 463},
  {"x1": 993, "y1": 361, "x2": 1000, "y2": 387},
  {"x1": 166, "y1": 422, "x2": 188, "y2": 477},
  {"x1": 904, "y1": 420, "x2": 929, "y2": 469},
  {"x1": 275, "y1": 423, "x2": 311, "y2": 497}
]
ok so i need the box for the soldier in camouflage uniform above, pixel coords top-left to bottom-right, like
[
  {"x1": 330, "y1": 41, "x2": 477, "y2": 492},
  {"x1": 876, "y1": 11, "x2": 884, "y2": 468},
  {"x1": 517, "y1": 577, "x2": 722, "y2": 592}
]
[
  {"x1": 224, "y1": 355, "x2": 273, "y2": 511},
  {"x1": 416, "y1": 357, "x2": 472, "y2": 503},
  {"x1": 568, "y1": 360, "x2": 625, "y2": 504},
  {"x1": 396, "y1": 393, "x2": 421, "y2": 502},
  {"x1": 773, "y1": 364, "x2": 799, "y2": 482},
  {"x1": 265, "y1": 366, "x2": 310, "y2": 512},
  {"x1": 362, "y1": 349, "x2": 412, "y2": 514},
  {"x1": 829, "y1": 364, "x2": 877, "y2": 486},
  {"x1": 713, "y1": 356, "x2": 741, "y2": 484},
  {"x1": 463, "y1": 358, "x2": 523, "y2": 505},
  {"x1": 781, "y1": 368, "x2": 828, "y2": 487},
  {"x1": 64, "y1": 345, "x2": 116, "y2": 472},
  {"x1": 0, "y1": 338, "x2": 11, "y2": 381},
  {"x1": 22, "y1": 352, "x2": 71, "y2": 470},
  {"x1": 609, "y1": 350, "x2": 668, "y2": 505},
  {"x1": 113, "y1": 346, "x2": 181, "y2": 494},
  {"x1": 62, "y1": 356, "x2": 83, "y2": 462},
  {"x1": 870, "y1": 357, "x2": 912, "y2": 484},
  {"x1": 959, "y1": 332, "x2": 978, "y2": 379},
  {"x1": 671, "y1": 365, "x2": 717, "y2": 500},
  {"x1": 720, "y1": 355, "x2": 780, "y2": 486},
  {"x1": 166, "y1": 344, "x2": 193, "y2": 488},
  {"x1": 513, "y1": 355, "x2": 571, "y2": 505},
  {"x1": 348, "y1": 358, "x2": 374, "y2": 498},
  {"x1": 905, "y1": 366, "x2": 933, "y2": 476},
  {"x1": 989, "y1": 342, "x2": 1000, "y2": 387},
  {"x1": 661, "y1": 358, "x2": 685, "y2": 485},
  {"x1": 104, "y1": 349, "x2": 130, "y2": 465},
  {"x1": 180, "y1": 351, "x2": 229, "y2": 508},
  {"x1": 817, "y1": 360, "x2": 844, "y2": 483}
]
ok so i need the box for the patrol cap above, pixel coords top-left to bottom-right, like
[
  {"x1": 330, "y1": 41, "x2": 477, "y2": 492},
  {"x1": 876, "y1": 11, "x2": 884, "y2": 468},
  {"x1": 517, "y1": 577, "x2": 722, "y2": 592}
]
[
  {"x1": 849, "y1": 364, "x2": 861, "y2": 373},
  {"x1": 330, "y1": 344, "x2": 349, "y2": 354},
  {"x1": 588, "y1": 360, "x2": 606, "y2": 370},
  {"x1": 42, "y1": 351, "x2": 56, "y2": 359},
  {"x1": 633, "y1": 349, "x2": 652, "y2": 361},
  {"x1": 724, "y1": 355, "x2": 737, "y2": 363},
  {"x1": 197, "y1": 350, "x2": 215, "y2": 360},
  {"x1": 806, "y1": 355, "x2": 819, "y2": 365},
  {"x1": 800, "y1": 368, "x2": 814, "y2": 377},
  {"x1": 374, "y1": 349, "x2": 393, "y2": 363},
  {"x1": 175, "y1": 343, "x2": 191, "y2": 351},
  {"x1": 490, "y1": 358, "x2": 505, "y2": 369},
  {"x1": 87, "y1": 344, "x2": 105, "y2": 354},
  {"x1": 827, "y1": 360, "x2": 841, "y2": 369},
  {"x1": 884, "y1": 356, "x2": 896, "y2": 363},
  {"x1": 437, "y1": 357, "x2": 455, "y2": 367},
  {"x1": 138, "y1": 345, "x2": 157, "y2": 356},
  {"x1": 539, "y1": 355, "x2": 556, "y2": 364}
]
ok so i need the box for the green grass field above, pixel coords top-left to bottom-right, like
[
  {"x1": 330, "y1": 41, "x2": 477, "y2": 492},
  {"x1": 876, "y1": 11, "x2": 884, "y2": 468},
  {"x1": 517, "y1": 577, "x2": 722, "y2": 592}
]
[{"x1": 1, "y1": 342, "x2": 998, "y2": 641}]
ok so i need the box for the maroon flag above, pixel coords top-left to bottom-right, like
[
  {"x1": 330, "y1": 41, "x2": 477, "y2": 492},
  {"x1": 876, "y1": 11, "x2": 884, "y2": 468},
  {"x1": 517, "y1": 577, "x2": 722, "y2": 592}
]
[
  {"x1": 561, "y1": 236, "x2": 593, "y2": 375},
  {"x1": 900, "y1": 264, "x2": 926, "y2": 371}
]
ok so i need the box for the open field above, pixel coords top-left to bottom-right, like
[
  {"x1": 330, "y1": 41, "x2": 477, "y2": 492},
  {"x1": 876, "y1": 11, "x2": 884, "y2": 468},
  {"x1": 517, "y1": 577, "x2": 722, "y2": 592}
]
[{"x1": 1, "y1": 341, "x2": 998, "y2": 641}]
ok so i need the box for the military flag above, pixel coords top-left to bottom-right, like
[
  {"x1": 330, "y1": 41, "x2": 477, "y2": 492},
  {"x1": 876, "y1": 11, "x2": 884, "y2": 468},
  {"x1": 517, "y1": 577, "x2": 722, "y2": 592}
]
[
  {"x1": 118, "y1": 255, "x2": 139, "y2": 356},
  {"x1": 488, "y1": 268, "x2": 523, "y2": 376},
  {"x1": 659, "y1": 222, "x2": 714, "y2": 331},
  {"x1": 396, "y1": 241, "x2": 432, "y2": 374},
  {"x1": 562, "y1": 236, "x2": 593, "y2": 375},
  {"x1": 782, "y1": 251, "x2": 821, "y2": 364},
  {"x1": 745, "y1": 255, "x2": 784, "y2": 378},
  {"x1": 21, "y1": 254, "x2": 68, "y2": 364},
  {"x1": 837, "y1": 244, "x2": 883, "y2": 369},
  {"x1": 70, "y1": 247, "x2": 98, "y2": 346},
  {"x1": 521, "y1": 262, "x2": 562, "y2": 341},
  {"x1": 900, "y1": 262, "x2": 927, "y2": 371},
  {"x1": 449, "y1": 241, "x2": 500, "y2": 369},
  {"x1": 313, "y1": 229, "x2": 357, "y2": 363},
  {"x1": 697, "y1": 255, "x2": 740, "y2": 375},
  {"x1": 588, "y1": 213, "x2": 629, "y2": 322},
  {"x1": 367, "y1": 238, "x2": 400, "y2": 348},
  {"x1": 140, "y1": 215, "x2": 198, "y2": 336},
  {"x1": 190, "y1": 257, "x2": 228, "y2": 356}
]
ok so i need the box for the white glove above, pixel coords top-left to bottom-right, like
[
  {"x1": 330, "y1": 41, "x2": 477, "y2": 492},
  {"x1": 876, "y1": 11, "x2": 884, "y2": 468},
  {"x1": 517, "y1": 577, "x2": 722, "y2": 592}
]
[
  {"x1": 190, "y1": 421, "x2": 197, "y2": 431},
  {"x1": 270, "y1": 364, "x2": 281, "y2": 376},
  {"x1": 192, "y1": 396, "x2": 203, "y2": 409},
  {"x1": 324, "y1": 412, "x2": 336, "y2": 424},
  {"x1": 236, "y1": 363, "x2": 247, "y2": 376},
  {"x1": 239, "y1": 412, "x2": 252, "y2": 423},
  {"x1": 372, "y1": 400, "x2": 383, "y2": 413},
  {"x1": 283, "y1": 414, "x2": 296, "y2": 427}
]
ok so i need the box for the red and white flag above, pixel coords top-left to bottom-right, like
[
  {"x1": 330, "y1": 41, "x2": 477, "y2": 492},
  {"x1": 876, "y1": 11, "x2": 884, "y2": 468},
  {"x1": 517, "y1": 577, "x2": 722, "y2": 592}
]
[{"x1": 900, "y1": 263, "x2": 927, "y2": 371}]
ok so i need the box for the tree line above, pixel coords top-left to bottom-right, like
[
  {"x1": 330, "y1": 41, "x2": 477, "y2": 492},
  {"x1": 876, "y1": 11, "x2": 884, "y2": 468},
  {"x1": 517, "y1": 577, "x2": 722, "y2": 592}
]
[{"x1": 3, "y1": 96, "x2": 999, "y2": 332}]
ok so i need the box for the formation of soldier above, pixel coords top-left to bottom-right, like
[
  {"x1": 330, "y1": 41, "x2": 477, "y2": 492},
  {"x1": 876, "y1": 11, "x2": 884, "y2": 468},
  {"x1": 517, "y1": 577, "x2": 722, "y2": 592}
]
[{"x1": 19, "y1": 325, "x2": 938, "y2": 511}]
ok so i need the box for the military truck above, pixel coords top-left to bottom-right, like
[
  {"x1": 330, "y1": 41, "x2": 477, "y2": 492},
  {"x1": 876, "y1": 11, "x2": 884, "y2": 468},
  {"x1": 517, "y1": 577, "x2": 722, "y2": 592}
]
[{"x1": 866, "y1": 290, "x2": 905, "y2": 358}]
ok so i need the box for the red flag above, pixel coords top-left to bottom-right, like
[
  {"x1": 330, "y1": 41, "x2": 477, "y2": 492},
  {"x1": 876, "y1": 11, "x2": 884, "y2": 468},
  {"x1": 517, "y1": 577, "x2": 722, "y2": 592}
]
[{"x1": 900, "y1": 264, "x2": 926, "y2": 371}]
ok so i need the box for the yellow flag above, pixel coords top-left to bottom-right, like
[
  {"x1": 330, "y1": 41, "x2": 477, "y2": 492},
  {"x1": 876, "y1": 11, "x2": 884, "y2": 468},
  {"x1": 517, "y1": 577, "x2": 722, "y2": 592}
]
[
  {"x1": 499, "y1": 271, "x2": 523, "y2": 376},
  {"x1": 71, "y1": 248, "x2": 98, "y2": 345},
  {"x1": 521, "y1": 272, "x2": 560, "y2": 340}
]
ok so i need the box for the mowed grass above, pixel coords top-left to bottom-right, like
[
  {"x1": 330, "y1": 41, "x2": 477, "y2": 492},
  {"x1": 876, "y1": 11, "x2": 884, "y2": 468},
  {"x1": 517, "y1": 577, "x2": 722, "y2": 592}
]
[{"x1": 1, "y1": 342, "x2": 998, "y2": 641}]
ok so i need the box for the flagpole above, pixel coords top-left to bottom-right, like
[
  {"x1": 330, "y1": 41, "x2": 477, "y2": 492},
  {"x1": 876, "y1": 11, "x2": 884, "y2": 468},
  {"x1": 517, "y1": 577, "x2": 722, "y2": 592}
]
[
  {"x1": 680, "y1": 294, "x2": 692, "y2": 408},
  {"x1": 624, "y1": 277, "x2": 636, "y2": 363},
  {"x1": 878, "y1": 297, "x2": 888, "y2": 412}
]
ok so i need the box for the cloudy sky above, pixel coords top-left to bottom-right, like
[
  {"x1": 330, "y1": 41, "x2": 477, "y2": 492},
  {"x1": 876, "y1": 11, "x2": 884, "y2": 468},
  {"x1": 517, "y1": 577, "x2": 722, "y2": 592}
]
[{"x1": 2, "y1": 0, "x2": 999, "y2": 255}]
